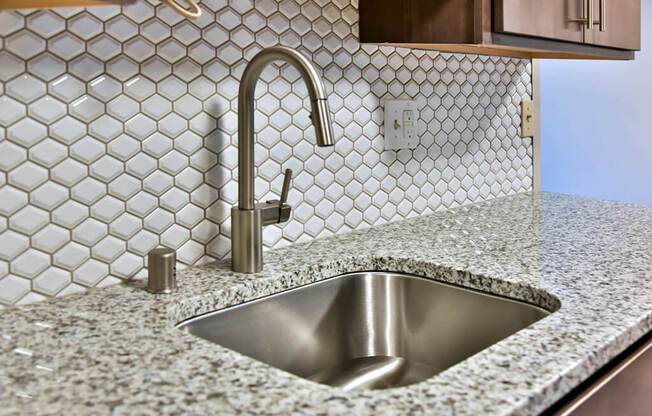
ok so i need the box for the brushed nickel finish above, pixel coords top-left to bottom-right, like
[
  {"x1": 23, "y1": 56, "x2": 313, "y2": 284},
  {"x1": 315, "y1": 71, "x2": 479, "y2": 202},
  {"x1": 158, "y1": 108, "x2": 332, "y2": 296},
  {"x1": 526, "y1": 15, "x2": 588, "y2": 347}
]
[
  {"x1": 231, "y1": 46, "x2": 334, "y2": 273},
  {"x1": 177, "y1": 271, "x2": 550, "y2": 390},
  {"x1": 147, "y1": 247, "x2": 176, "y2": 294}
]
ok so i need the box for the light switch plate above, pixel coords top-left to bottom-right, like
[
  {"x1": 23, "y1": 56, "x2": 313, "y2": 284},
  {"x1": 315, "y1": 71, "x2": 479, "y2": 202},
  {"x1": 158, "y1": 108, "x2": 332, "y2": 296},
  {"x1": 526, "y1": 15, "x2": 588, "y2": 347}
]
[
  {"x1": 521, "y1": 100, "x2": 534, "y2": 138},
  {"x1": 384, "y1": 99, "x2": 418, "y2": 151}
]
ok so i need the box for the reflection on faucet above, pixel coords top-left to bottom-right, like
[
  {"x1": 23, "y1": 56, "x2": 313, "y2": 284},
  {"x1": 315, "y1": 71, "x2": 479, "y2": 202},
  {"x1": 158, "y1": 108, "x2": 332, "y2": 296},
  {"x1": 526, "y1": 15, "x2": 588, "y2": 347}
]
[{"x1": 231, "y1": 46, "x2": 335, "y2": 273}]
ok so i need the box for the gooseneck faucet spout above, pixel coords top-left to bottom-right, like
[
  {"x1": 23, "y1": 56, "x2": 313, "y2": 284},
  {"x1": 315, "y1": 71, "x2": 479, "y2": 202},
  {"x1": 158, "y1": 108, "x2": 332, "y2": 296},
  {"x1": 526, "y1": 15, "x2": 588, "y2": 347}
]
[{"x1": 231, "y1": 46, "x2": 335, "y2": 273}]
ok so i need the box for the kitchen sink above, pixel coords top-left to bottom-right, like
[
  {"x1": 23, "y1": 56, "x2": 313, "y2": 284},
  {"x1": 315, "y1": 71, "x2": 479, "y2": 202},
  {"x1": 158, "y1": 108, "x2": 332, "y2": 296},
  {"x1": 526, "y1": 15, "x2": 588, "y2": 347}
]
[{"x1": 177, "y1": 271, "x2": 551, "y2": 390}]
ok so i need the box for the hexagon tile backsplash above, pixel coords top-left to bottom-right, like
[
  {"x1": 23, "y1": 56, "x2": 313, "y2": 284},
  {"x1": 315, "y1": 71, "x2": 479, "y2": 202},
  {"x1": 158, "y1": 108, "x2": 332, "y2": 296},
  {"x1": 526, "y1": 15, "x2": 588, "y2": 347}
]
[{"x1": 0, "y1": 0, "x2": 533, "y2": 307}]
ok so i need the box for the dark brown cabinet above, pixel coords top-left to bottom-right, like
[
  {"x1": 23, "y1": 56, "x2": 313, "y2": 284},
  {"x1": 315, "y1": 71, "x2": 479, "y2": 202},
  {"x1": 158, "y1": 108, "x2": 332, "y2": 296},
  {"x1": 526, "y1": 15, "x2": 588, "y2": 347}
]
[{"x1": 359, "y1": 0, "x2": 641, "y2": 60}]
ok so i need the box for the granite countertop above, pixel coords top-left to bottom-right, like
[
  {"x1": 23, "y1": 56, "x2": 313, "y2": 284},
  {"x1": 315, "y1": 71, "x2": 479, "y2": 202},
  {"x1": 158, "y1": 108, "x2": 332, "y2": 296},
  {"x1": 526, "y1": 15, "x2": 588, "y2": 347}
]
[{"x1": 1, "y1": 192, "x2": 652, "y2": 415}]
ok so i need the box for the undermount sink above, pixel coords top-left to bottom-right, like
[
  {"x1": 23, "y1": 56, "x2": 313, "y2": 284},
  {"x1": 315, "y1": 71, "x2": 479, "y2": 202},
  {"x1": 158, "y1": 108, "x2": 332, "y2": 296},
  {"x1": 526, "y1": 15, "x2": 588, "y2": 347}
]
[{"x1": 177, "y1": 271, "x2": 551, "y2": 390}]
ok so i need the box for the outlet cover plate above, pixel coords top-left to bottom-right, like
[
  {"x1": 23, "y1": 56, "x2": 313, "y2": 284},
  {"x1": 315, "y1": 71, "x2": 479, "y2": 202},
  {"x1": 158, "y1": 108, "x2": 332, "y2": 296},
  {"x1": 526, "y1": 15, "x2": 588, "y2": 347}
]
[{"x1": 384, "y1": 99, "x2": 418, "y2": 151}]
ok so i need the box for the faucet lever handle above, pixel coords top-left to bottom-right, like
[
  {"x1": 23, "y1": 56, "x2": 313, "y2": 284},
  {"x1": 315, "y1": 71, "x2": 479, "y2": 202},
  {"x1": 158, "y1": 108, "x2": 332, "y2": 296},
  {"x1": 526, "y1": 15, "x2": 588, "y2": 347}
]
[{"x1": 280, "y1": 168, "x2": 292, "y2": 204}]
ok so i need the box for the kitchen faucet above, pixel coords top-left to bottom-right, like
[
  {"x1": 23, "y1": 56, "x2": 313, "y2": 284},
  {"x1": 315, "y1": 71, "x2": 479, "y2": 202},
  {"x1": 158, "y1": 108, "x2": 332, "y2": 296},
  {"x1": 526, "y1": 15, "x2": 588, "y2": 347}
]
[{"x1": 231, "y1": 46, "x2": 335, "y2": 273}]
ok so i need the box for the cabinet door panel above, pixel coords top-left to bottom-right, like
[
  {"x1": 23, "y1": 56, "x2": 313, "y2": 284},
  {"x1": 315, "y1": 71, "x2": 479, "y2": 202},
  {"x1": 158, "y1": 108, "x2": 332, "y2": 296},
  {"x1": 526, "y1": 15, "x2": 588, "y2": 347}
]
[
  {"x1": 494, "y1": 0, "x2": 584, "y2": 43},
  {"x1": 584, "y1": 0, "x2": 640, "y2": 50}
]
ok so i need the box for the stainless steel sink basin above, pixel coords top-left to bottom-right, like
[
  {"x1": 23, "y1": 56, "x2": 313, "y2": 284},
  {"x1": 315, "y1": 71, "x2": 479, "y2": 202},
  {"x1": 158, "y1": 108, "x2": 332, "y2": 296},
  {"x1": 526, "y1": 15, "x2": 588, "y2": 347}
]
[{"x1": 177, "y1": 271, "x2": 550, "y2": 390}]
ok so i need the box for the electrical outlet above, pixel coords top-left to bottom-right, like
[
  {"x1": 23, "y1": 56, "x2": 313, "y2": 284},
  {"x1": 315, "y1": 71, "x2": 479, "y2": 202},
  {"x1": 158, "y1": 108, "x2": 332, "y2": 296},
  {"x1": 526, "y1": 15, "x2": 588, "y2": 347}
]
[
  {"x1": 521, "y1": 100, "x2": 534, "y2": 138},
  {"x1": 384, "y1": 99, "x2": 418, "y2": 150}
]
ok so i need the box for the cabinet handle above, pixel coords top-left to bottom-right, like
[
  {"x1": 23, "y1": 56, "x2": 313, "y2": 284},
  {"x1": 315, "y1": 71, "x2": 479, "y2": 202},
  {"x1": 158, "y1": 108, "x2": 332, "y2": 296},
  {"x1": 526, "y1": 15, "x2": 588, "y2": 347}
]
[
  {"x1": 570, "y1": 0, "x2": 604, "y2": 32},
  {"x1": 586, "y1": 0, "x2": 594, "y2": 30},
  {"x1": 599, "y1": 0, "x2": 606, "y2": 32}
]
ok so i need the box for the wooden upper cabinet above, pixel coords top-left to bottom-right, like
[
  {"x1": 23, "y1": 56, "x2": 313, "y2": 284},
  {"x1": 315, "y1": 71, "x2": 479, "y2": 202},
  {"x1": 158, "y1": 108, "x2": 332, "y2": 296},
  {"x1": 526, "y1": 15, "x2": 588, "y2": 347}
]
[
  {"x1": 494, "y1": 0, "x2": 584, "y2": 44},
  {"x1": 584, "y1": 0, "x2": 641, "y2": 50},
  {"x1": 359, "y1": 0, "x2": 641, "y2": 60}
]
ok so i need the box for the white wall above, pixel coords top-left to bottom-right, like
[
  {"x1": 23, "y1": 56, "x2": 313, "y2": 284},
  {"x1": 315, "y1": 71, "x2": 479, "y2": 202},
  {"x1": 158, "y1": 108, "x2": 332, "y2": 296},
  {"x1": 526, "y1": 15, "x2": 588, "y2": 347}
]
[{"x1": 540, "y1": 0, "x2": 652, "y2": 206}]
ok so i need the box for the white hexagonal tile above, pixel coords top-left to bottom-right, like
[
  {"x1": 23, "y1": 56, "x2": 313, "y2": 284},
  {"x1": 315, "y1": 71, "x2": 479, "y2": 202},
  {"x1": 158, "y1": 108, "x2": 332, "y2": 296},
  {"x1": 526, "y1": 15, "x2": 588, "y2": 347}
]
[
  {"x1": 160, "y1": 224, "x2": 190, "y2": 249},
  {"x1": 0, "y1": 10, "x2": 24, "y2": 37},
  {"x1": 159, "y1": 150, "x2": 188, "y2": 175},
  {"x1": 11, "y1": 250, "x2": 50, "y2": 279},
  {"x1": 126, "y1": 192, "x2": 157, "y2": 217},
  {"x1": 90, "y1": 195, "x2": 124, "y2": 223},
  {"x1": 27, "y1": 53, "x2": 66, "y2": 81},
  {"x1": 0, "y1": 50, "x2": 25, "y2": 81},
  {"x1": 32, "y1": 224, "x2": 69, "y2": 254},
  {"x1": 0, "y1": 141, "x2": 27, "y2": 170},
  {"x1": 8, "y1": 162, "x2": 48, "y2": 191},
  {"x1": 188, "y1": 40, "x2": 215, "y2": 64},
  {"x1": 70, "y1": 136, "x2": 104, "y2": 164},
  {"x1": 71, "y1": 177, "x2": 106, "y2": 205},
  {"x1": 51, "y1": 200, "x2": 88, "y2": 230},
  {"x1": 144, "y1": 208, "x2": 174, "y2": 233},
  {"x1": 141, "y1": 18, "x2": 170, "y2": 43},
  {"x1": 50, "y1": 117, "x2": 85, "y2": 146},
  {"x1": 142, "y1": 132, "x2": 172, "y2": 157},
  {"x1": 192, "y1": 219, "x2": 219, "y2": 244},
  {"x1": 29, "y1": 139, "x2": 67, "y2": 168},
  {"x1": 127, "y1": 230, "x2": 158, "y2": 256},
  {"x1": 160, "y1": 187, "x2": 189, "y2": 211},
  {"x1": 108, "y1": 212, "x2": 141, "y2": 240},
  {"x1": 206, "y1": 234, "x2": 229, "y2": 258},
  {"x1": 7, "y1": 118, "x2": 47, "y2": 147},
  {"x1": 0, "y1": 229, "x2": 29, "y2": 261},
  {"x1": 91, "y1": 235, "x2": 125, "y2": 262},
  {"x1": 189, "y1": 184, "x2": 217, "y2": 208},
  {"x1": 88, "y1": 75, "x2": 122, "y2": 102},
  {"x1": 69, "y1": 53, "x2": 103, "y2": 82},
  {"x1": 124, "y1": 36, "x2": 156, "y2": 63},
  {"x1": 175, "y1": 167, "x2": 203, "y2": 192},
  {"x1": 177, "y1": 239, "x2": 204, "y2": 264},
  {"x1": 142, "y1": 94, "x2": 172, "y2": 120},
  {"x1": 110, "y1": 252, "x2": 142, "y2": 278},
  {"x1": 49, "y1": 74, "x2": 85, "y2": 103},
  {"x1": 0, "y1": 96, "x2": 25, "y2": 126},
  {"x1": 6, "y1": 74, "x2": 46, "y2": 103},
  {"x1": 51, "y1": 158, "x2": 87, "y2": 187},
  {"x1": 30, "y1": 183, "x2": 67, "y2": 212},
  {"x1": 28, "y1": 96, "x2": 66, "y2": 124},
  {"x1": 106, "y1": 134, "x2": 138, "y2": 162},
  {"x1": 143, "y1": 171, "x2": 173, "y2": 196},
  {"x1": 141, "y1": 56, "x2": 171, "y2": 82},
  {"x1": 73, "y1": 259, "x2": 108, "y2": 287},
  {"x1": 89, "y1": 155, "x2": 123, "y2": 183},
  {"x1": 88, "y1": 115, "x2": 123, "y2": 143},
  {"x1": 53, "y1": 242, "x2": 89, "y2": 271},
  {"x1": 72, "y1": 218, "x2": 107, "y2": 246},
  {"x1": 70, "y1": 95, "x2": 104, "y2": 123},
  {"x1": 176, "y1": 203, "x2": 203, "y2": 229},
  {"x1": 9, "y1": 205, "x2": 48, "y2": 235},
  {"x1": 33, "y1": 267, "x2": 70, "y2": 296},
  {"x1": 68, "y1": 12, "x2": 103, "y2": 40},
  {"x1": 159, "y1": 113, "x2": 187, "y2": 138},
  {"x1": 105, "y1": 15, "x2": 138, "y2": 42},
  {"x1": 125, "y1": 153, "x2": 157, "y2": 179},
  {"x1": 106, "y1": 55, "x2": 139, "y2": 81},
  {"x1": 87, "y1": 34, "x2": 122, "y2": 60},
  {"x1": 0, "y1": 275, "x2": 30, "y2": 304},
  {"x1": 123, "y1": 1, "x2": 154, "y2": 23},
  {"x1": 157, "y1": 75, "x2": 187, "y2": 100},
  {"x1": 157, "y1": 38, "x2": 186, "y2": 63},
  {"x1": 6, "y1": 29, "x2": 46, "y2": 60},
  {"x1": 26, "y1": 11, "x2": 65, "y2": 39},
  {"x1": 107, "y1": 174, "x2": 140, "y2": 200},
  {"x1": 48, "y1": 32, "x2": 85, "y2": 60}
]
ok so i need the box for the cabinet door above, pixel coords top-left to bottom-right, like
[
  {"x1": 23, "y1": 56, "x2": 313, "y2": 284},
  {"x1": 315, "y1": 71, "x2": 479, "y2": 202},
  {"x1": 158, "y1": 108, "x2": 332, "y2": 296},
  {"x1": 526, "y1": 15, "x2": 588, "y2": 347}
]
[
  {"x1": 584, "y1": 0, "x2": 640, "y2": 50},
  {"x1": 494, "y1": 0, "x2": 584, "y2": 43}
]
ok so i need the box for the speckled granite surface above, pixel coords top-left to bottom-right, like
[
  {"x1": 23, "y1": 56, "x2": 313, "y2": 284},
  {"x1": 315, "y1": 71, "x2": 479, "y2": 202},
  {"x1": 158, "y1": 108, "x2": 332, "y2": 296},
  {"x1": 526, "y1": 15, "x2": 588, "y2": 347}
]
[{"x1": 1, "y1": 192, "x2": 651, "y2": 415}]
